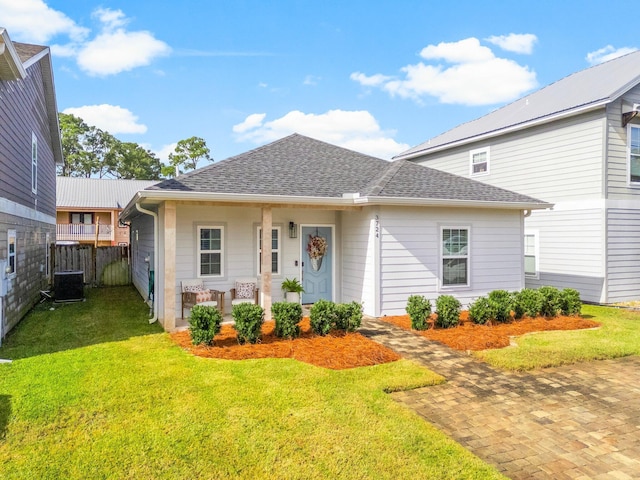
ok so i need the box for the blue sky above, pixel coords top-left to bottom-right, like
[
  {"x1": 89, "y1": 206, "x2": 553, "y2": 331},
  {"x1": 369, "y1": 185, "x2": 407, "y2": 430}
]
[{"x1": 1, "y1": 0, "x2": 638, "y2": 164}]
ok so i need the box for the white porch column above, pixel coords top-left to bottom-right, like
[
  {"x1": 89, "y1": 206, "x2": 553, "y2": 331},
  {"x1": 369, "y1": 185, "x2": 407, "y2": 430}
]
[
  {"x1": 261, "y1": 206, "x2": 272, "y2": 320},
  {"x1": 163, "y1": 201, "x2": 177, "y2": 330}
]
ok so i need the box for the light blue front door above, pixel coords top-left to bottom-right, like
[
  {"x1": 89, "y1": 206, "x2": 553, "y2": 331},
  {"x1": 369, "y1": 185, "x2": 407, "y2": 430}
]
[{"x1": 301, "y1": 226, "x2": 332, "y2": 304}]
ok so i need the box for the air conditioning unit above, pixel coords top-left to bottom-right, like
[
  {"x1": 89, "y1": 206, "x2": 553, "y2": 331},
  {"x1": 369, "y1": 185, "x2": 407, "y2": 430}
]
[{"x1": 54, "y1": 271, "x2": 84, "y2": 302}]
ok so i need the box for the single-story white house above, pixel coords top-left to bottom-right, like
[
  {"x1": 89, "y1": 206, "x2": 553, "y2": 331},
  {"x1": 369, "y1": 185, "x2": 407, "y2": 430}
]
[{"x1": 120, "y1": 134, "x2": 551, "y2": 330}]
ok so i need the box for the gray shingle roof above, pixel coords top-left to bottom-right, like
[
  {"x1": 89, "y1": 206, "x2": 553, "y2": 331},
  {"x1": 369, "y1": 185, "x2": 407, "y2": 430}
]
[
  {"x1": 147, "y1": 134, "x2": 547, "y2": 206},
  {"x1": 396, "y1": 49, "x2": 640, "y2": 158},
  {"x1": 57, "y1": 177, "x2": 158, "y2": 209}
]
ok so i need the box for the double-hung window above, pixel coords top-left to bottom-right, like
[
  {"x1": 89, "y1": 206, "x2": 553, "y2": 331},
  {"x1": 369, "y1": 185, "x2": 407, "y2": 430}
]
[
  {"x1": 7, "y1": 229, "x2": 16, "y2": 277},
  {"x1": 441, "y1": 227, "x2": 469, "y2": 286},
  {"x1": 524, "y1": 231, "x2": 538, "y2": 278},
  {"x1": 31, "y1": 132, "x2": 37, "y2": 194},
  {"x1": 257, "y1": 227, "x2": 280, "y2": 275},
  {"x1": 198, "y1": 226, "x2": 223, "y2": 277},
  {"x1": 629, "y1": 125, "x2": 640, "y2": 184},
  {"x1": 469, "y1": 147, "x2": 489, "y2": 176}
]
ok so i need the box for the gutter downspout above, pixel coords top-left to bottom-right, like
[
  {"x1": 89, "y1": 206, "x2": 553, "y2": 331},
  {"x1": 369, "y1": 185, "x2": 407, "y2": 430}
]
[{"x1": 135, "y1": 203, "x2": 158, "y2": 324}]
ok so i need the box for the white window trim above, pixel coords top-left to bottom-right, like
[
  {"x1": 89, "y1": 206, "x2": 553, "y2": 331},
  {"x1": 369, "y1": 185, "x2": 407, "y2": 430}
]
[
  {"x1": 197, "y1": 225, "x2": 224, "y2": 278},
  {"x1": 31, "y1": 132, "x2": 38, "y2": 194},
  {"x1": 524, "y1": 230, "x2": 539, "y2": 279},
  {"x1": 257, "y1": 226, "x2": 281, "y2": 277},
  {"x1": 628, "y1": 124, "x2": 640, "y2": 186},
  {"x1": 7, "y1": 229, "x2": 16, "y2": 278},
  {"x1": 469, "y1": 146, "x2": 490, "y2": 177},
  {"x1": 440, "y1": 226, "x2": 470, "y2": 289}
]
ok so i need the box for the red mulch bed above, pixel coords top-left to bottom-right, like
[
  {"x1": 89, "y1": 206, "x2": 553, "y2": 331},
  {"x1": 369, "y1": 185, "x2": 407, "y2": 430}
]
[
  {"x1": 381, "y1": 312, "x2": 601, "y2": 351},
  {"x1": 170, "y1": 317, "x2": 401, "y2": 370}
]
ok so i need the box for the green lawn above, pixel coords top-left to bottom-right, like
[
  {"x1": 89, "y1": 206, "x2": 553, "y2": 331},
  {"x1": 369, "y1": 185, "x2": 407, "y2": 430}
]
[
  {"x1": 0, "y1": 287, "x2": 504, "y2": 479},
  {"x1": 475, "y1": 304, "x2": 640, "y2": 371}
]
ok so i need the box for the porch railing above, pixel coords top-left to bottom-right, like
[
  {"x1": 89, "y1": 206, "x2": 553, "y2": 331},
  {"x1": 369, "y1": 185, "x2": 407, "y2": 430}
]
[{"x1": 56, "y1": 224, "x2": 114, "y2": 242}]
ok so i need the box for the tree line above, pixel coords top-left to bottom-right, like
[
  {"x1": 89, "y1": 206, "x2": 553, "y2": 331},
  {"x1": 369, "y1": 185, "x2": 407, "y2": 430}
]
[{"x1": 58, "y1": 112, "x2": 212, "y2": 180}]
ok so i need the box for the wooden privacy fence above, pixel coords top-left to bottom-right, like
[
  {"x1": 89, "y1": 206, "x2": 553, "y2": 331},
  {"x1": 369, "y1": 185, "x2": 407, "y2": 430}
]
[{"x1": 52, "y1": 245, "x2": 131, "y2": 287}]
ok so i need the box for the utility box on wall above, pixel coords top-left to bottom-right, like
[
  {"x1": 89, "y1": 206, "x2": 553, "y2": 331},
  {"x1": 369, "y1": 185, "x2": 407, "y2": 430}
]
[{"x1": 54, "y1": 271, "x2": 84, "y2": 302}]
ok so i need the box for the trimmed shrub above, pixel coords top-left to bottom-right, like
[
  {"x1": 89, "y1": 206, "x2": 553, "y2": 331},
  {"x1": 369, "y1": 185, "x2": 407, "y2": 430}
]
[
  {"x1": 514, "y1": 288, "x2": 543, "y2": 318},
  {"x1": 560, "y1": 288, "x2": 582, "y2": 316},
  {"x1": 232, "y1": 303, "x2": 265, "y2": 344},
  {"x1": 488, "y1": 290, "x2": 512, "y2": 323},
  {"x1": 309, "y1": 299, "x2": 335, "y2": 336},
  {"x1": 405, "y1": 295, "x2": 432, "y2": 331},
  {"x1": 538, "y1": 286, "x2": 562, "y2": 317},
  {"x1": 189, "y1": 305, "x2": 223, "y2": 346},
  {"x1": 511, "y1": 291, "x2": 524, "y2": 319},
  {"x1": 271, "y1": 301, "x2": 302, "y2": 339},
  {"x1": 435, "y1": 295, "x2": 461, "y2": 329},
  {"x1": 334, "y1": 301, "x2": 363, "y2": 332},
  {"x1": 468, "y1": 297, "x2": 493, "y2": 325}
]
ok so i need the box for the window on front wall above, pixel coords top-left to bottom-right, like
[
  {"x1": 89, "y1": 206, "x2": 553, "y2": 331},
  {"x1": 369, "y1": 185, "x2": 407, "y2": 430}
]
[
  {"x1": 257, "y1": 227, "x2": 280, "y2": 275},
  {"x1": 442, "y1": 227, "x2": 469, "y2": 286},
  {"x1": 8, "y1": 229, "x2": 16, "y2": 276},
  {"x1": 524, "y1": 231, "x2": 538, "y2": 278},
  {"x1": 629, "y1": 125, "x2": 640, "y2": 183},
  {"x1": 31, "y1": 132, "x2": 38, "y2": 193},
  {"x1": 198, "y1": 226, "x2": 223, "y2": 277},
  {"x1": 469, "y1": 147, "x2": 489, "y2": 176},
  {"x1": 71, "y1": 212, "x2": 93, "y2": 224}
]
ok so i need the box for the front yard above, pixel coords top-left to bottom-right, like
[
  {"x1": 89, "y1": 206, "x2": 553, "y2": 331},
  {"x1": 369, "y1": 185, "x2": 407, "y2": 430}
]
[{"x1": 0, "y1": 287, "x2": 504, "y2": 479}]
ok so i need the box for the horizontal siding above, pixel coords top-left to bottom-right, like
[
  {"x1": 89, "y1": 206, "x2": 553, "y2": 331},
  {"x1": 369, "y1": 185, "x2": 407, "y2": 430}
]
[
  {"x1": 413, "y1": 110, "x2": 605, "y2": 203},
  {"x1": 524, "y1": 207, "x2": 605, "y2": 302},
  {"x1": 0, "y1": 61, "x2": 56, "y2": 217},
  {"x1": 378, "y1": 206, "x2": 525, "y2": 316},
  {"x1": 340, "y1": 209, "x2": 377, "y2": 316},
  {"x1": 606, "y1": 208, "x2": 640, "y2": 302},
  {"x1": 606, "y1": 85, "x2": 640, "y2": 199}
]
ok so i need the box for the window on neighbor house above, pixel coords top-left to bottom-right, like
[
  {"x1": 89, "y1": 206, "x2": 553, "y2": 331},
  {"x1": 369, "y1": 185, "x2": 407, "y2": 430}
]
[
  {"x1": 31, "y1": 132, "x2": 38, "y2": 193},
  {"x1": 198, "y1": 226, "x2": 223, "y2": 277},
  {"x1": 7, "y1": 229, "x2": 16, "y2": 276},
  {"x1": 524, "y1": 232, "x2": 538, "y2": 277},
  {"x1": 630, "y1": 125, "x2": 640, "y2": 183},
  {"x1": 469, "y1": 147, "x2": 489, "y2": 176},
  {"x1": 257, "y1": 227, "x2": 280, "y2": 275},
  {"x1": 442, "y1": 227, "x2": 469, "y2": 286},
  {"x1": 70, "y1": 212, "x2": 93, "y2": 224}
]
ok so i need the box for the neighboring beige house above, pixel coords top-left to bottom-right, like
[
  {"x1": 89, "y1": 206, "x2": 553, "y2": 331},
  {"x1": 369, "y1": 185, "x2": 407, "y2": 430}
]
[
  {"x1": 395, "y1": 50, "x2": 640, "y2": 304},
  {"x1": 56, "y1": 177, "x2": 157, "y2": 247},
  {"x1": 120, "y1": 134, "x2": 550, "y2": 331}
]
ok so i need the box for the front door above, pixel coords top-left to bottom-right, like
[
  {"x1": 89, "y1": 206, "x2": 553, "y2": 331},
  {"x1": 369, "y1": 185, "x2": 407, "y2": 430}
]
[{"x1": 301, "y1": 226, "x2": 332, "y2": 304}]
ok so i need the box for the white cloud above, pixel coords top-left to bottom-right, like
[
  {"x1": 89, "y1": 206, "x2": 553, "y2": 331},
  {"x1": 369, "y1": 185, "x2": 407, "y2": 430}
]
[
  {"x1": 152, "y1": 143, "x2": 178, "y2": 164},
  {"x1": 92, "y1": 7, "x2": 128, "y2": 31},
  {"x1": 586, "y1": 45, "x2": 638, "y2": 65},
  {"x1": 77, "y1": 29, "x2": 171, "y2": 76},
  {"x1": 351, "y1": 37, "x2": 537, "y2": 106},
  {"x1": 303, "y1": 75, "x2": 321, "y2": 86},
  {"x1": 0, "y1": 0, "x2": 88, "y2": 43},
  {"x1": 485, "y1": 33, "x2": 538, "y2": 54},
  {"x1": 63, "y1": 104, "x2": 147, "y2": 134},
  {"x1": 233, "y1": 109, "x2": 409, "y2": 159}
]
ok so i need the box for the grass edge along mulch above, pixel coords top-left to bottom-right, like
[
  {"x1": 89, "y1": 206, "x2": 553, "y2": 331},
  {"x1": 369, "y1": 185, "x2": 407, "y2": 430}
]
[
  {"x1": 171, "y1": 317, "x2": 401, "y2": 370},
  {"x1": 382, "y1": 312, "x2": 601, "y2": 351}
]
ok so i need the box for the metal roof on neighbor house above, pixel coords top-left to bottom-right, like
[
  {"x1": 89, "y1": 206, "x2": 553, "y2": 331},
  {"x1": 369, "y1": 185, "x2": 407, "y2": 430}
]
[
  {"x1": 145, "y1": 133, "x2": 549, "y2": 207},
  {"x1": 57, "y1": 177, "x2": 158, "y2": 209},
  {"x1": 395, "y1": 49, "x2": 640, "y2": 159}
]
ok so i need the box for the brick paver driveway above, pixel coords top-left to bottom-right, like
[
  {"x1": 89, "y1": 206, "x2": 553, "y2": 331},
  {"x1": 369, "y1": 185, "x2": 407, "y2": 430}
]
[{"x1": 360, "y1": 318, "x2": 640, "y2": 479}]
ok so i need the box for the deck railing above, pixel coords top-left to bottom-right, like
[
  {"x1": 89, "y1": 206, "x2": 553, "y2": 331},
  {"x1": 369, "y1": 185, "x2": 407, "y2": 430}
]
[{"x1": 56, "y1": 224, "x2": 114, "y2": 242}]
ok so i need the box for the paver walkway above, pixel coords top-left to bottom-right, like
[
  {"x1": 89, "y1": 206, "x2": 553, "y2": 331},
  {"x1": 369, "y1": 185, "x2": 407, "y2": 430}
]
[{"x1": 360, "y1": 317, "x2": 640, "y2": 480}]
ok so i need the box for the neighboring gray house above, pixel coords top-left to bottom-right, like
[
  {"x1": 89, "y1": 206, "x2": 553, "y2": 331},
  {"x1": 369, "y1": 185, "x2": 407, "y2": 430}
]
[
  {"x1": 395, "y1": 50, "x2": 640, "y2": 304},
  {"x1": 120, "y1": 134, "x2": 549, "y2": 331},
  {"x1": 0, "y1": 29, "x2": 63, "y2": 340}
]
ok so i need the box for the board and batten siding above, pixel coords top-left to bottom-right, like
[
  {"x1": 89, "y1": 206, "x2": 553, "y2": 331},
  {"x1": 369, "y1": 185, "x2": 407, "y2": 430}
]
[
  {"x1": 130, "y1": 212, "x2": 154, "y2": 305},
  {"x1": 340, "y1": 209, "x2": 378, "y2": 316},
  {"x1": 606, "y1": 208, "x2": 640, "y2": 302},
  {"x1": 524, "y1": 207, "x2": 605, "y2": 302},
  {"x1": 378, "y1": 206, "x2": 525, "y2": 316},
  {"x1": 606, "y1": 84, "x2": 640, "y2": 199},
  {"x1": 413, "y1": 110, "x2": 605, "y2": 204},
  {"x1": 0, "y1": 60, "x2": 56, "y2": 218}
]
